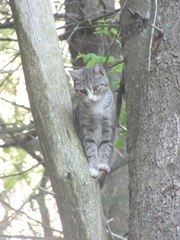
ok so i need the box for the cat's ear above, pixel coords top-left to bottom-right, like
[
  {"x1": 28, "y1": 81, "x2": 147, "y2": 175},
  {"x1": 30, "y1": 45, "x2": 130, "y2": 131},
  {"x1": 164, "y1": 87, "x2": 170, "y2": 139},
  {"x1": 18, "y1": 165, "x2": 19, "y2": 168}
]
[
  {"x1": 83, "y1": 70, "x2": 90, "y2": 79},
  {"x1": 69, "y1": 69, "x2": 82, "y2": 82},
  {"x1": 93, "y1": 62, "x2": 105, "y2": 76}
]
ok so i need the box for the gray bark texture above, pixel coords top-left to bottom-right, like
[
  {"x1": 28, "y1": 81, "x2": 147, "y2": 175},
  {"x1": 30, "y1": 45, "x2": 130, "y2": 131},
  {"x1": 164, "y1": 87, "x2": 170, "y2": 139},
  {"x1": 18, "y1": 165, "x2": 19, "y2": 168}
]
[
  {"x1": 10, "y1": 0, "x2": 108, "y2": 239},
  {"x1": 120, "y1": 0, "x2": 180, "y2": 239}
]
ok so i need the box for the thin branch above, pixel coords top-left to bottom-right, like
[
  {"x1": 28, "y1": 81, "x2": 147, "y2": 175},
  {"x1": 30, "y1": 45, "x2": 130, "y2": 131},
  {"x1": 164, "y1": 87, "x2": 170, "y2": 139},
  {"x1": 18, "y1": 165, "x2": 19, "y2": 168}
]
[
  {"x1": 107, "y1": 60, "x2": 124, "y2": 69},
  {"x1": 106, "y1": 218, "x2": 128, "y2": 240},
  {"x1": 148, "y1": 0, "x2": 158, "y2": 71},
  {"x1": 38, "y1": 185, "x2": 55, "y2": 196},
  {"x1": 0, "y1": 52, "x2": 20, "y2": 72},
  {"x1": 0, "y1": 196, "x2": 42, "y2": 225},
  {"x1": 119, "y1": 124, "x2": 127, "y2": 131},
  {"x1": 104, "y1": 25, "x2": 121, "y2": 68},
  {"x1": 75, "y1": 1, "x2": 92, "y2": 26},
  {"x1": 0, "y1": 196, "x2": 63, "y2": 236},
  {"x1": 0, "y1": 62, "x2": 21, "y2": 94},
  {"x1": 59, "y1": 8, "x2": 121, "y2": 31},
  {"x1": 36, "y1": 169, "x2": 54, "y2": 238},
  {"x1": 0, "y1": 123, "x2": 35, "y2": 134},
  {"x1": 0, "y1": 37, "x2": 18, "y2": 41},
  {"x1": 0, "y1": 194, "x2": 62, "y2": 235},
  {"x1": 22, "y1": 144, "x2": 44, "y2": 164},
  {"x1": 128, "y1": 7, "x2": 145, "y2": 19},
  {"x1": 110, "y1": 151, "x2": 133, "y2": 173},
  {"x1": 0, "y1": 21, "x2": 14, "y2": 29},
  {"x1": 0, "y1": 122, "x2": 44, "y2": 164},
  {"x1": 98, "y1": 152, "x2": 134, "y2": 187},
  {"x1": 1, "y1": 97, "x2": 30, "y2": 111},
  {"x1": 106, "y1": 219, "x2": 115, "y2": 240},
  {"x1": 0, "y1": 129, "x2": 37, "y2": 147},
  {"x1": 0, "y1": 161, "x2": 43, "y2": 179},
  {"x1": 111, "y1": 232, "x2": 127, "y2": 240}
]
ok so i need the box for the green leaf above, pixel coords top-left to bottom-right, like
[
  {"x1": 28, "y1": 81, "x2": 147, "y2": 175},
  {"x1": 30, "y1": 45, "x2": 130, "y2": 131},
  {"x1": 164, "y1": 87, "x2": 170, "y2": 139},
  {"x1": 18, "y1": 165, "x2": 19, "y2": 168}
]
[
  {"x1": 119, "y1": 102, "x2": 126, "y2": 127},
  {"x1": 111, "y1": 62, "x2": 124, "y2": 73},
  {"x1": 112, "y1": 79, "x2": 120, "y2": 88},
  {"x1": 115, "y1": 136, "x2": 125, "y2": 149},
  {"x1": 95, "y1": 27, "x2": 109, "y2": 35},
  {"x1": 110, "y1": 28, "x2": 118, "y2": 35},
  {"x1": 76, "y1": 53, "x2": 109, "y2": 66},
  {"x1": 106, "y1": 56, "x2": 115, "y2": 63}
]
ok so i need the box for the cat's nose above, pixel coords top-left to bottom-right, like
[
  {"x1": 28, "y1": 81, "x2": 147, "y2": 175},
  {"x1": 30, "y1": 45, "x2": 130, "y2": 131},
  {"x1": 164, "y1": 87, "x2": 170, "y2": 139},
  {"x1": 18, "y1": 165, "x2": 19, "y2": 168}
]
[
  {"x1": 89, "y1": 98, "x2": 95, "y2": 103},
  {"x1": 87, "y1": 95, "x2": 95, "y2": 103}
]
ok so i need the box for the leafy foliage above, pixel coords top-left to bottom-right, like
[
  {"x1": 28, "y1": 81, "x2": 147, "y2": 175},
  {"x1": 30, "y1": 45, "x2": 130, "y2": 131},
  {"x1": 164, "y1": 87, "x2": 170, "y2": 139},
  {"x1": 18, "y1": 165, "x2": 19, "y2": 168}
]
[{"x1": 76, "y1": 52, "x2": 115, "y2": 66}]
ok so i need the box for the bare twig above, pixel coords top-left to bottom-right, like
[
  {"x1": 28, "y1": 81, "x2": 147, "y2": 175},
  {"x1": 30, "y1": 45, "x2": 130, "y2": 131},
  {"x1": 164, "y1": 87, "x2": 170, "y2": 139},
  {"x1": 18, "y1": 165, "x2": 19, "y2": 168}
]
[
  {"x1": 111, "y1": 232, "x2": 127, "y2": 240},
  {"x1": 0, "y1": 161, "x2": 43, "y2": 179},
  {"x1": 104, "y1": 25, "x2": 121, "y2": 68},
  {"x1": 0, "y1": 38, "x2": 18, "y2": 41},
  {"x1": 0, "y1": 123, "x2": 35, "y2": 134},
  {"x1": 0, "y1": 21, "x2": 14, "y2": 29},
  {"x1": 148, "y1": 0, "x2": 158, "y2": 71},
  {"x1": 0, "y1": 53, "x2": 20, "y2": 72},
  {"x1": 107, "y1": 60, "x2": 124, "y2": 69},
  {"x1": 0, "y1": 193, "x2": 62, "y2": 235},
  {"x1": 105, "y1": 219, "x2": 115, "y2": 240},
  {"x1": 75, "y1": 1, "x2": 92, "y2": 26},
  {"x1": 119, "y1": 125, "x2": 127, "y2": 131},
  {"x1": 1, "y1": 97, "x2": 30, "y2": 111},
  {"x1": 36, "y1": 170, "x2": 54, "y2": 237},
  {"x1": 38, "y1": 185, "x2": 55, "y2": 196},
  {"x1": 98, "y1": 152, "x2": 134, "y2": 187},
  {"x1": 0, "y1": 62, "x2": 21, "y2": 94},
  {"x1": 58, "y1": 8, "x2": 121, "y2": 32},
  {"x1": 128, "y1": 7, "x2": 146, "y2": 19}
]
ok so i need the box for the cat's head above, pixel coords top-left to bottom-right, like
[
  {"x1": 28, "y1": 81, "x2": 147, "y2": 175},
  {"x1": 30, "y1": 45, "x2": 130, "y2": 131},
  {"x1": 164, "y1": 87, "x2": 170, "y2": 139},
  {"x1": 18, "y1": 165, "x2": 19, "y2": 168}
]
[{"x1": 69, "y1": 62, "x2": 109, "y2": 105}]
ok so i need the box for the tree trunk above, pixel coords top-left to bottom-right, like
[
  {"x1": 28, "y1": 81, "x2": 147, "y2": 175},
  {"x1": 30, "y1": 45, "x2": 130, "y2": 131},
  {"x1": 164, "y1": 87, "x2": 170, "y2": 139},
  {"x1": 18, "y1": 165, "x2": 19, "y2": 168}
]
[
  {"x1": 10, "y1": 0, "x2": 108, "y2": 239},
  {"x1": 120, "y1": 0, "x2": 180, "y2": 239}
]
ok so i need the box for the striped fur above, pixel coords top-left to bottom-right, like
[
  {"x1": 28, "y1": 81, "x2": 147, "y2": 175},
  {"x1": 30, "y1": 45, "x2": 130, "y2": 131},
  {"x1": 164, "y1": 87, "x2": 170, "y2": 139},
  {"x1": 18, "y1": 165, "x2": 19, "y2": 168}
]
[{"x1": 70, "y1": 62, "x2": 116, "y2": 178}]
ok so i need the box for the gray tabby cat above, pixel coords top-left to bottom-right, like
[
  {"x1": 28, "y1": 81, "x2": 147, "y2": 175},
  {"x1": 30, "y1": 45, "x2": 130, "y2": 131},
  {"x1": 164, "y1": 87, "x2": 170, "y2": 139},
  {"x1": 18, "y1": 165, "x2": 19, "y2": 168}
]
[{"x1": 70, "y1": 62, "x2": 116, "y2": 178}]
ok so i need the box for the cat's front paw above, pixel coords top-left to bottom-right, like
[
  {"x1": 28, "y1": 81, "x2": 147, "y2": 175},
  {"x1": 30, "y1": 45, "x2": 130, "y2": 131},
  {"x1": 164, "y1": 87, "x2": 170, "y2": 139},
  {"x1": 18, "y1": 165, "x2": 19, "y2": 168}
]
[
  {"x1": 98, "y1": 164, "x2": 110, "y2": 174},
  {"x1": 89, "y1": 168, "x2": 99, "y2": 178}
]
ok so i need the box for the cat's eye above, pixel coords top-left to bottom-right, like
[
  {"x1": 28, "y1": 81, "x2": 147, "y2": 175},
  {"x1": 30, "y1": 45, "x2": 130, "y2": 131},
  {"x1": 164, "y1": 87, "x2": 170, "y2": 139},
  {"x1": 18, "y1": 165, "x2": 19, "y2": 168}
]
[
  {"x1": 94, "y1": 86, "x2": 100, "y2": 92},
  {"x1": 79, "y1": 89, "x2": 86, "y2": 94}
]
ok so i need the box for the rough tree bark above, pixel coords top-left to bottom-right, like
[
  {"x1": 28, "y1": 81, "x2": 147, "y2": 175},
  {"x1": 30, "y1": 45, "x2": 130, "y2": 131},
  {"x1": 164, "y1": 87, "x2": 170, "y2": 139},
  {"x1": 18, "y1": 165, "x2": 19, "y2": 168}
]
[
  {"x1": 120, "y1": 0, "x2": 180, "y2": 239},
  {"x1": 10, "y1": 0, "x2": 108, "y2": 239}
]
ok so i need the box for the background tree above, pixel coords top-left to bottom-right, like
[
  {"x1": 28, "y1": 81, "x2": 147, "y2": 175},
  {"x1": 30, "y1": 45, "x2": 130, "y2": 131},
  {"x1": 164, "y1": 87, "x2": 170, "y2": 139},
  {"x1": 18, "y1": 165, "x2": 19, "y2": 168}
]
[{"x1": 120, "y1": 0, "x2": 180, "y2": 239}]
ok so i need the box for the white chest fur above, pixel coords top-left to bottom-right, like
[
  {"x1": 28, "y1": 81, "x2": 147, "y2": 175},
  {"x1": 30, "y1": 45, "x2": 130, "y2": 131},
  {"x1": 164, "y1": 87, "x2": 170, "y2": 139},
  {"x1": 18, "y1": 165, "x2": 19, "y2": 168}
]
[{"x1": 89, "y1": 100, "x2": 104, "y2": 115}]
